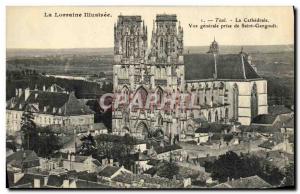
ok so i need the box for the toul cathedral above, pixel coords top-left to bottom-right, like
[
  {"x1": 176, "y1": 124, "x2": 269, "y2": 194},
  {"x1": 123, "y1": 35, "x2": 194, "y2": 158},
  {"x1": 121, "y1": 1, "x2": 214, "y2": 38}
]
[{"x1": 112, "y1": 14, "x2": 268, "y2": 141}]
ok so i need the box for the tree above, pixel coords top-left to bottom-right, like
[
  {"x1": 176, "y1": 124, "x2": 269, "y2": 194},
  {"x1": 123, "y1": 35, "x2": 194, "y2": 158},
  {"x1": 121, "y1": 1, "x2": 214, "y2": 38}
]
[
  {"x1": 157, "y1": 161, "x2": 180, "y2": 180},
  {"x1": 35, "y1": 126, "x2": 62, "y2": 158},
  {"x1": 282, "y1": 164, "x2": 294, "y2": 187},
  {"x1": 78, "y1": 134, "x2": 97, "y2": 156},
  {"x1": 204, "y1": 151, "x2": 284, "y2": 186},
  {"x1": 20, "y1": 111, "x2": 38, "y2": 150}
]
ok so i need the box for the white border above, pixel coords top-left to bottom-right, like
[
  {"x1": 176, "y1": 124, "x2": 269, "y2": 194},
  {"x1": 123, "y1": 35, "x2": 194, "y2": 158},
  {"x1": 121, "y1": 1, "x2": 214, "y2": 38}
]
[{"x1": 1, "y1": 0, "x2": 298, "y2": 194}]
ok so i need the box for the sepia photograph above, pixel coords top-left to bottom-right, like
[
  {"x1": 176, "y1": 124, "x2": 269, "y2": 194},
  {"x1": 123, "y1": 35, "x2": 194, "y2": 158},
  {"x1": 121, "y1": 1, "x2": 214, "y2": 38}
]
[{"x1": 5, "y1": 6, "x2": 295, "y2": 189}]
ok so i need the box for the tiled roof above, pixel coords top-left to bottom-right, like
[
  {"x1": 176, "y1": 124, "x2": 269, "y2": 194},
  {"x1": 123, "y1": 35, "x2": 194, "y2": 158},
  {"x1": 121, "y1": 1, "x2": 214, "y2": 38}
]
[
  {"x1": 77, "y1": 172, "x2": 98, "y2": 182},
  {"x1": 92, "y1": 159, "x2": 101, "y2": 166},
  {"x1": 283, "y1": 117, "x2": 294, "y2": 128},
  {"x1": 9, "y1": 173, "x2": 45, "y2": 188},
  {"x1": 98, "y1": 166, "x2": 120, "y2": 178},
  {"x1": 112, "y1": 172, "x2": 183, "y2": 188},
  {"x1": 76, "y1": 179, "x2": 109, "y2": 188},
  {"x1": 214, "y1": 175, "x2": 271, "y2": 188},
  {"x1": 7, "y1": 88, "x2": 94, "y2": 116},
  {"x1": 239, "y1": 125, "x2": 280, "y2": 133},
  {"x1": 213, "y1": 182, "x2": 232, "y2": 188},
  {"x1": 47, "y1": 174, "x2": 67, "y2": 187},
  {"x1": 258, "y1": 139, "x2": 278, "y2": 150},
  {"x1": 195, "y1": 123, "x2": 231, "y2": 133},
  {"x1": 7, "y1": 150, "x2": 39, "y2": 167},
  {"x1": 185, "y1": 53, "x2": 261, "y2": 80},
  {"x1": 95, "y1": 134, "x2": 146, "y2": 145},
  {"x1": 268, "y1": 105, "x2": 292, "y2": 116},
  {"x1": 251, "y1": 114, "x2": 277, "y2": 125},
  {"x1": 228, "y1": 175, "x2": 271, "y2": 188},
  {"x1": 154, "y1": 144, "x2": 182, "y2": 154}
]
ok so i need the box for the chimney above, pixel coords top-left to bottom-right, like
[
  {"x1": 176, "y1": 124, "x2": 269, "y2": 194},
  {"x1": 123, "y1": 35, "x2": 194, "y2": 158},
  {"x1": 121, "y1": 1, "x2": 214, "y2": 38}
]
[
  {"x1": 33, "y1": 178, "x2": 41, "y2": 188},
  {"x1": 71, "y1": 154, "x2": 75, "y2": 162},
  {"x1": 109, "y1": 159, "x2": 114, "y2": 166},
  {"x1": 102, "y1": 158, "x2": 108, "y2": 166},
  {"x1": 44, "y1": 177, "x2": 48, "y2": 186},
  {"x1": 24, "y1": 88, "x2": 30, "y2": 101},
  {"x1": 62, "y1": 179, "x2": 70, "y2": 188},
  {"x1": 18, "y1": 88, "x2": 23, "y2": 97}
]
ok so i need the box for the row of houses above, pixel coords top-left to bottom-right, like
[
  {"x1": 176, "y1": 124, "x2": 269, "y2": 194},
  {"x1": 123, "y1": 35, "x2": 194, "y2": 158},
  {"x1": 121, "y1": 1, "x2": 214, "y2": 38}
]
[{"x1": 6, "y1": 84, "x2": 95, "y2": 135}]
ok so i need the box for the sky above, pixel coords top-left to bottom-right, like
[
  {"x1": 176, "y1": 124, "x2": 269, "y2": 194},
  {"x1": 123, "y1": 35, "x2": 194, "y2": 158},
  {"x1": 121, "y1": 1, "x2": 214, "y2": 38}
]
[{"x1": 6, "y1": 6, "x2": 294, "y2": 49}]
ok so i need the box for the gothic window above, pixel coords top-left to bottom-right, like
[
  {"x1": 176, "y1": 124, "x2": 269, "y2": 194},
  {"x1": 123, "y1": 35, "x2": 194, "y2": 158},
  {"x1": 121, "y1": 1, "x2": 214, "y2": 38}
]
[
  {"x1": 125, "y1": 37, "x2": 130, "y2": 57},
  {"x1": 160, "y1": 38, "x2": 164, "y2": 54},
  {"x1": 158, "y1": 114, "x2": 163, "y2": 126},
  {"x1": 251, "y1": 83, "x2": 258, "y2": 119},
  {"x1": 215, "y1": 111, "x2": 218, "y2": 122},
  {"x1": 208, "y1": 111, "x2": 212, "y2": 122},
  {"x1": 204, "y1": 96, "x2": 207, "y2": 105},
  {"x1": 218, "y1": 82, "x2": 225, "y2": 95},
  {"x1": 123, "y1": 112, "x2": 129, "y2": 125},
  {"x1": 156, "y1": 87, "x2": 163, "y2": 104},
  {"x1": 225, "y1": 108, "x2": 229, "y2": 119},
  {"x1": 232, "y1": 84, "x2": 239, "y2": 120},
  {"x1": 137, "y1": 122, "x2": 149, "y2": 138},
  {"x1": 136, "y1": 86, "x2": 148, "y2": 107},
  {"x1": 122, "y1": 86, "x2": 129, "y2": 102}
]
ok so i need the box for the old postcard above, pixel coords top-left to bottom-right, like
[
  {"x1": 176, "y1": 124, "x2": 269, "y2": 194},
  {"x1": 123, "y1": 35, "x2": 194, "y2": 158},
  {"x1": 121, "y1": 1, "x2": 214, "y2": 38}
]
[{"x1": 6, "y1": 6, "x2": 294, "y2": 189}]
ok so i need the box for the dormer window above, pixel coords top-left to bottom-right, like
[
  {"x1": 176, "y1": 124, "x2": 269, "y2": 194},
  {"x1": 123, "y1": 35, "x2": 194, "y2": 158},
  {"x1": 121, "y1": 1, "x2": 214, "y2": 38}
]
[
  {"x1": 58, "y1": 108, "x2": 62, "y2": 114},
  {"x1": 53, "y1": 107, "x2": 56, "y2": 113},
  {"x1": 44, "y1": 106, "x2": 47, "y2": 112},
  {"x1": 19, "y1": 104, "x2": 22, "y2": 109}
]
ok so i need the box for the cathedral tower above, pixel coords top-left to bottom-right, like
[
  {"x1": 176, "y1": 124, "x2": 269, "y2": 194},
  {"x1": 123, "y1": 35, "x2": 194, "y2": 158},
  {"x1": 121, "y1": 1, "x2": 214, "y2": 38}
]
[
  {"x1": 150, "y1": 14, "x2": 184, "y2": 64},
  {"x1": 207, "y1": 38, "x2": 219, "y2": 79},
  {"x1": 114, "y1": 15, "x2": 148, "y2": 64},
  {"x1": 149, "y1": 14, "x2": 185, "y2": 92}
]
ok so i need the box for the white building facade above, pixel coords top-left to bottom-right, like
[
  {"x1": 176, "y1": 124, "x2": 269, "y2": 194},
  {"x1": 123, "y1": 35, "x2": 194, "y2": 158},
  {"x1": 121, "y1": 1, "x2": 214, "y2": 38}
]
[{"x1": 111, "y1": 14, "x2": 268, "y2": 141}]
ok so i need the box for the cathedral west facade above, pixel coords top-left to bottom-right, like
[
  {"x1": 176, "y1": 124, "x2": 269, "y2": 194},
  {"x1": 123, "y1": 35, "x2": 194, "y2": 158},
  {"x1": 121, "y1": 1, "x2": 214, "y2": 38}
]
[{"x1": 112, "y1": 14, "x2": 268, "y2": 141}]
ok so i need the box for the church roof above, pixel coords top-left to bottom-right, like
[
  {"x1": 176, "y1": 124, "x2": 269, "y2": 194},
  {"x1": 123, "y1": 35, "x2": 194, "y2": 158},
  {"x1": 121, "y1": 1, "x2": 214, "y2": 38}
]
[{"x1": 185, "y1": 53, "x2": 261, "y2": 80}]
